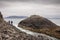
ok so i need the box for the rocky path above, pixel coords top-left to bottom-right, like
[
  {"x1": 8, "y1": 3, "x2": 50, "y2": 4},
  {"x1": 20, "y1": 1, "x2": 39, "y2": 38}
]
[{"x1": 14, "y1": 25, "x2": 59, "y2": 40}]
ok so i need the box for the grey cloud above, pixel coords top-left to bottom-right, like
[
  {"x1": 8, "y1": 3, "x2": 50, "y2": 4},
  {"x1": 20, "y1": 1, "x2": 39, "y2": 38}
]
[
  {"x1": 0, "y1": 0, "x2": 60, "y2": 5},
  {"x1": 0, "y1": 0, "x2": 60, "y2": 17},
  {"x1": 0, "y1": 3, "x2": 6, "y2": 8},
  {"x1": 0, "y1": 2, "x2": 9, "y2": 8}
]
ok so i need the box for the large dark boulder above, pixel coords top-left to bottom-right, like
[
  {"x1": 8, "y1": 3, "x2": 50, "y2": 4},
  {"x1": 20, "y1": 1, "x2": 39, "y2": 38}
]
[{"x1": 18, "y1": 15, "x2": 57, "y2": 29}]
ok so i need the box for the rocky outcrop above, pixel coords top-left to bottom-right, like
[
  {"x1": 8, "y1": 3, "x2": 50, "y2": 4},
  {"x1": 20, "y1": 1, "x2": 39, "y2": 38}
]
[
  {"x1": 18, "y1": 15, "x2": 60, "y2": 39},
  {"x1": 0, "y1": 12, "x2": 4, "y2": 22},
  {"x1": 18, "y1": 15, "x2": 57, "y2": 28},
  {"x1": 0, "y1": 12, "x2": 3, "y2": 19},
  {"x1": 0, "y1": 12, "x2": 43, "y2": 40}
]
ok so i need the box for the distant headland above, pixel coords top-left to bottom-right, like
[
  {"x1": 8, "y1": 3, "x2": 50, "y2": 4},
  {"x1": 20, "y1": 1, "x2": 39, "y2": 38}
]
[{"x1": 4, "y1": 16, "x2": 27, "y2": 19}]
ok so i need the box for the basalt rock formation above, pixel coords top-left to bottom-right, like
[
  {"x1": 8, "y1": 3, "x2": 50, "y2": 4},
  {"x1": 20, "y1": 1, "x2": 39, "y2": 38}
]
[{"x1": 18, "y1": 15, "x2": 60, "y2": 39}]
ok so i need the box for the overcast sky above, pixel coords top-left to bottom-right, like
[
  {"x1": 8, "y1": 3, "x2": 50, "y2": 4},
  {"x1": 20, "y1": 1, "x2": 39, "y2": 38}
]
[{"x1": 0, "y1": 0, "x2": 60, "y2": 18}]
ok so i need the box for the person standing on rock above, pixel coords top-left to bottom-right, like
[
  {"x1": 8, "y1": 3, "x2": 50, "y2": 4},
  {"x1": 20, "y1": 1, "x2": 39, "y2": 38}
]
[
  {"x1": 8, "y1": 21, "x2": 10, "y2": 24},
  {"x1": 11, "y1": 21, "x2": 13, "y2": 25}
]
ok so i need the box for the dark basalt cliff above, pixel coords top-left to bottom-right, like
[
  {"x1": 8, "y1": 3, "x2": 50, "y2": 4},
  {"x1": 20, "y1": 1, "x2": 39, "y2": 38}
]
[{"x1": 18, "y1": 15, "x2": 60, "y2": 39}]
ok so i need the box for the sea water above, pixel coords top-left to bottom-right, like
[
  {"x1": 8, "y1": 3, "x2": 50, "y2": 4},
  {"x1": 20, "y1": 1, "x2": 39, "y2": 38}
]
[
  {"x1": 4, "y1": 18, "x2": 60, "y2": 26},
  {"x1": 4, "y1": 18, "x2": 25, "y2": 25},
  {"x1": 49, "y1": 19, "x2": 60, "y2": 26}
]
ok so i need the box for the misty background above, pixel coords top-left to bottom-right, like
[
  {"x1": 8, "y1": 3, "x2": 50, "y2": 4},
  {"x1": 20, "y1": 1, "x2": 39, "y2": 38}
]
[{"x1": 0, "y1": 0, "x2": 60, "y2": 18}]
